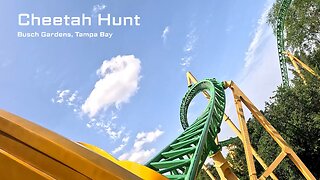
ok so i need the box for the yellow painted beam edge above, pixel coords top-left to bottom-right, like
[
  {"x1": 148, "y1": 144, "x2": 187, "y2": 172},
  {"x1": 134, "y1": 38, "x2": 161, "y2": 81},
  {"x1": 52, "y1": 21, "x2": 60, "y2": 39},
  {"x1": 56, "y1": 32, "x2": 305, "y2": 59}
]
[
  {"x1": 0, "y1": 109, "x2": 141, "y2": 180},
  {"x1": 79, "y1": 142, "x2": 167, "y2": 180}
]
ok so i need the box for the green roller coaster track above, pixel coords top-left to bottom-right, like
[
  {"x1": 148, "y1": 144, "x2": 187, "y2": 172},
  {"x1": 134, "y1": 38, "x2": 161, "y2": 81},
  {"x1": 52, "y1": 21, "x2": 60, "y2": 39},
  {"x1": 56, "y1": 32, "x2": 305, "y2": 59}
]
[
  {"x1": 277, "y1": 0, "x2": 292, "y2": 86},
  {"x1": 144, "y1": 1, "x2": 297, "y2": 178},
  {"x1": 145, "y1": 78, "x2": 226, "y2": 179}
]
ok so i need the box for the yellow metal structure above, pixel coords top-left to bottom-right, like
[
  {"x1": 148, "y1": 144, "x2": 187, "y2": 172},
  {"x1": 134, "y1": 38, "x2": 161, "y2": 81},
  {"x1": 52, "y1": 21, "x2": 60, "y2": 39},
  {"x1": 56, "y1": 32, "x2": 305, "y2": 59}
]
[
  {"x1": 78, "y1": 142, "x2": 167, "y2": 180},
  {"x1": 0, "y1": 72, "x2": 316, "y2": 179},
  {"x1": 0, "y1": 110, "x2": 166, "y2": 180},
  {"x1": 222, "y1": 114, "x2": 278, "y2": 180},
  {"x1": 224, "y1": 80, "x2": 315, "y2": 180},
  {"x1": 201, "y1": 165, "x2": 216, "y2": 180},
  {"x1": 284, "y1": 51, "x2": 320, "y2": 84},
  {"x1": 186, "y1": 72, "x2": 316, "y2": 180}
]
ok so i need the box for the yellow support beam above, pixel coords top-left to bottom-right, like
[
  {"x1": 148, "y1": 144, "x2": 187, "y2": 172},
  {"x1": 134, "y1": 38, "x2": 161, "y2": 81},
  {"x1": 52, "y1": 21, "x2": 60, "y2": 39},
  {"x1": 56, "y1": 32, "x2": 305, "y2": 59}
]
[
  {"x1": 202, "y1": 165, "x2": 217, "y2": 180},
  {"x1": 0, "y1": 148, "x2": 55, "y2": 179},
  {"x1": 260, "y1": 151, "x2": 287, "y2": 179},
  {"x1": 186, "y1": 72, "x2": 315, "y2": 180},
  {"x1": 230, "y1": 84, "x2": 257, "y2": 180},
  {"x1": 223, "y1": 114, "x2": 278, "y2": 180},
  {"x1": 211, "y1": 152, "x2": 238, "y2": 180},
  {"x1": 284, "y1": 52, "x2": 320, "y2": 83},
  {"x1": 187, "y1": 72, "x2": 276, "y2": 179},
  {"x1": 224, "y1": 81, "x2": 316, "y2": 180}
]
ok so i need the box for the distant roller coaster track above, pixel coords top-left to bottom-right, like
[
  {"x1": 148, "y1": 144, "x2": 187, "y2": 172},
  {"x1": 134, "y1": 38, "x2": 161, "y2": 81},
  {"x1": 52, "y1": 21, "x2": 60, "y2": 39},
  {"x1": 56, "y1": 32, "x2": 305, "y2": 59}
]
[{"x1": 276, "y1": 0, "x2": 292, "y2": 86}]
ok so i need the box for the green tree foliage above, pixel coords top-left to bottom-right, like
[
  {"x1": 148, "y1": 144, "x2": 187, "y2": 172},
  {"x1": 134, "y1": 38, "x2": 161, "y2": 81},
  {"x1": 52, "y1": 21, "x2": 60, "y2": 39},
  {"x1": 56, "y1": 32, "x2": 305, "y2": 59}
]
[
  {"x1": 226, "y1": 0, "x2": 320, "y2": 179},
  {"x1": 227, "y1": 67, "x2": 320, "y2": 179},
  {"x1": 226, "y1": 138, "x2": 249, "y2": 179},
  {"x1": 196, "y1": 164, "x2": 219, "y2": 180},
  {"x1": 267, "y1": 0, "x2": 320, "y2": 53},
  {"x1": 266, "y1": 76, "x2": 320, "y2": 178}
]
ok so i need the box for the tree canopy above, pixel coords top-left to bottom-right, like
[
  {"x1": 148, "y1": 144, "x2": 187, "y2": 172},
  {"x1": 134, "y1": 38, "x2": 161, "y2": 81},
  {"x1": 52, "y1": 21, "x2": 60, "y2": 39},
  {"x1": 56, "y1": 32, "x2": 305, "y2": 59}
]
[
  {"x1": 225, "y1": 0, "x2": 320, "y2": 179},
  {"x1": 197, "y1": 0, "x2": 320, "y2": 179},
  {"x1": 267, "y1": 0, "x2": 320, "y2": 54}
]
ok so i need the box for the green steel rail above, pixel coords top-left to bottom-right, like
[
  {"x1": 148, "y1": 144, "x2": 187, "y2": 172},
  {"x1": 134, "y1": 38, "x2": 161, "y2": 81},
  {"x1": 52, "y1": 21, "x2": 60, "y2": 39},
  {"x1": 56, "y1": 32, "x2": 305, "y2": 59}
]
[
  {"x1": 219, "y1": 137, "x2": 239, "y2": 148},
  {"x1": 145, "y1": 78, "x2": 226, "y2": 179},
  {"x1": 276, "y1": 0, "x2": 292, "y2": 86}
]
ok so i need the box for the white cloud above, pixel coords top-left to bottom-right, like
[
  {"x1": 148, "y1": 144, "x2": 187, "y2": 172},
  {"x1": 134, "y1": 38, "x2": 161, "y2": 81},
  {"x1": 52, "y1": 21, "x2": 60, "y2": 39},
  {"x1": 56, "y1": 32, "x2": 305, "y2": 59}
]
[
  {"x1": 219, "y1": 0, "x2": 282, "y2": 143},
  {"x1": 161, "y1": 26, "x2": 170, "y2": 42},
  {"x1": 69, "y1": 92, "x2": 77, "y2": 102},
  {"x1": 112, "y1": 144, "x2": 126, "y2": 154},
  {"x1": 52, "y1": 89, "x2": 79, "y2": 107},
  {"x1": 57, "y1": 90, "x2": 70, "y2": 103},
  {"x1": 220, "y1": 29, "x2": 281, "y2": 146},
  {"x1": 181, "y1": 27, "x2": 198, "y2": 70},
  {"x1": 180, "y1": 57, "x2": 191, "y2": 67},
  {"x1": 92, "y1": 3, "x2": 106, "y2": 16},
  {"x1": 184, "y1": 28, "x2": 198, "y2": 53},
  {"x1": 134, "y1": 129, "x2": 164, "y2": 150},
  {"x1": 86, "y1": 117, "x2": 124, "y2": 140},
  {"x1": 112, "y1": 135, "x2": 130, "y2": 154},
  {"x1": 81, "y1": 55, "x2": 141, "y2": 117},
  {"x1": 238, "y1": 31, "x2": 281, "y2": 110},
  {"x1": 118, "y1": 128, "x2": 164, "y2": 163},
  {"x1": 111, "y1": 111, "x2": 118, "y2": 120},
  {"x1": 244, "y1": 2, "x2": 273, "y2": 68},
  {"x1": 239, "y1": 0, "x2": 281, "y2": 102},
  {"x1": 51, "y1": 55, "x2": 141, "y2": 141},
  {"x1": 119, "y1": 148, "x2": 156, "y2": 164}
]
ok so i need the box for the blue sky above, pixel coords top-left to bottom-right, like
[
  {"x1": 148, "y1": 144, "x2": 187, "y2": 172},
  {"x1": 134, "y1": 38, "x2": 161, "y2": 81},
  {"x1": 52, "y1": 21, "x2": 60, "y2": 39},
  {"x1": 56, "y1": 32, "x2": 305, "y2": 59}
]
[{"x1": 0, "y1": 0, "x2": 282, "y2": 164}]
